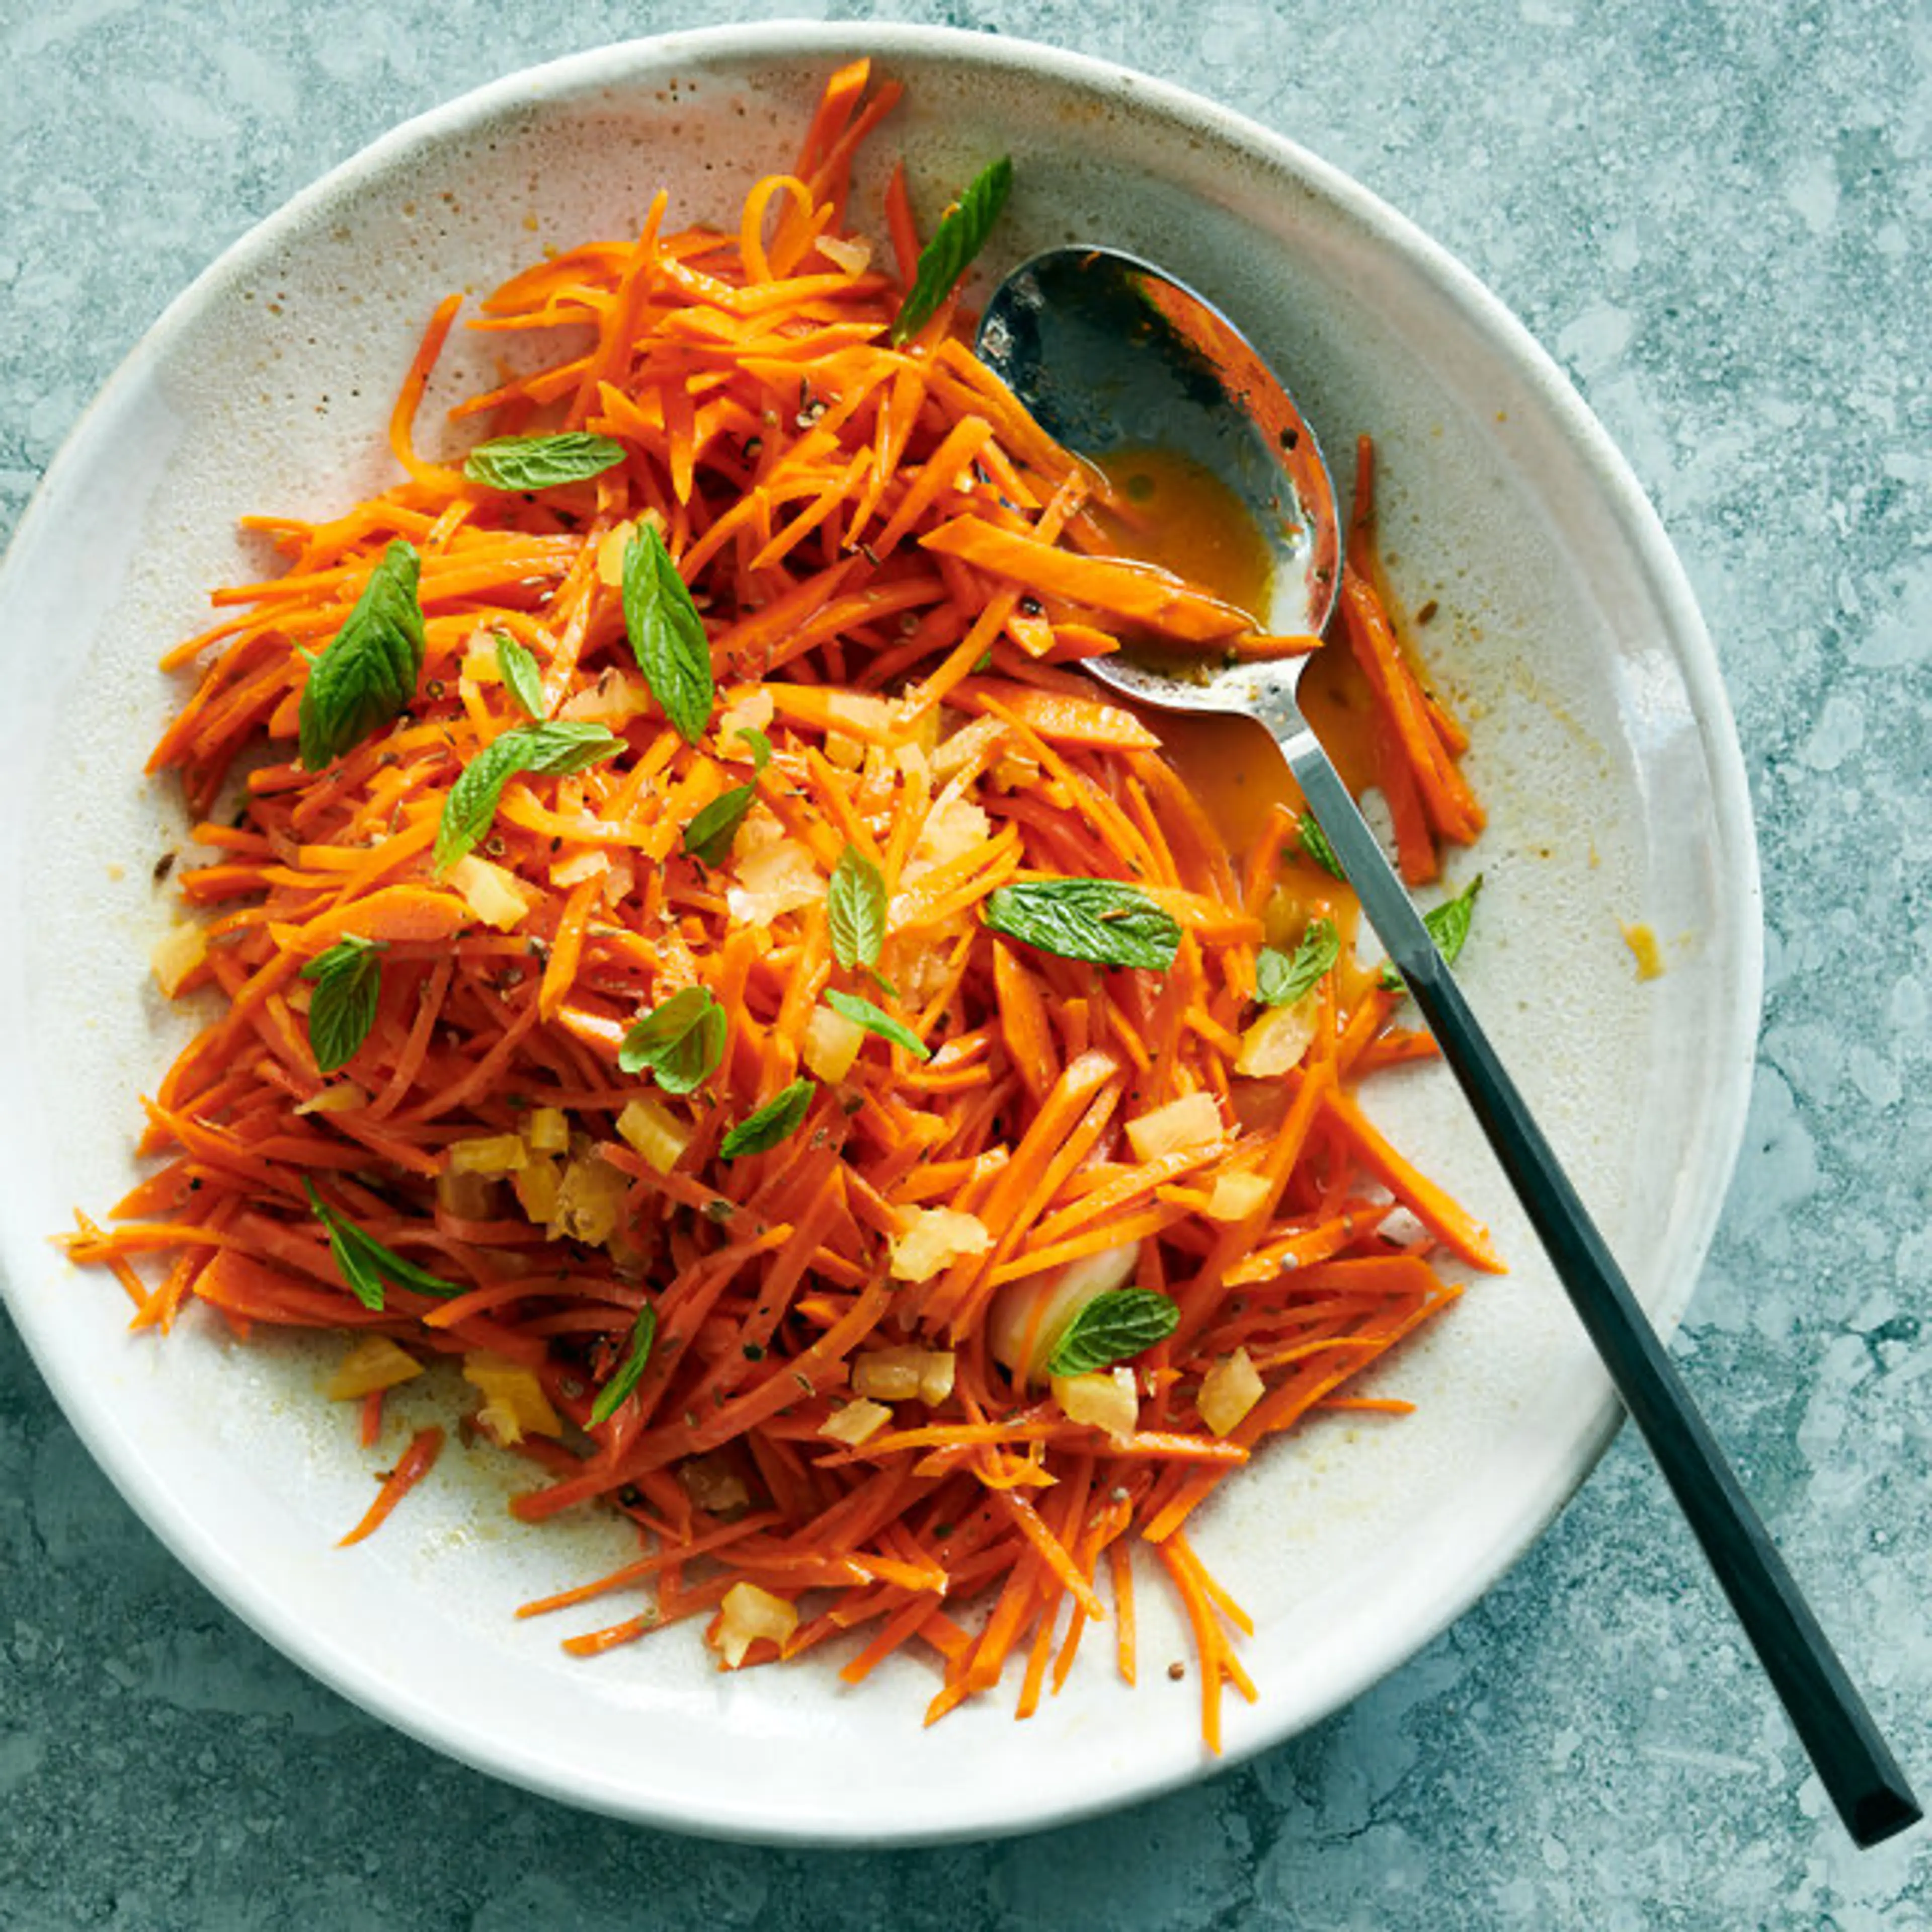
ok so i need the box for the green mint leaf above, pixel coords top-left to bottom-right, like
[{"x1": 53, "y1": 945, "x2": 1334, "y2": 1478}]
[
  {"x1": 589, "y1": 1304, "x2": 658, "y2": 1426},
  {"x1": 495, "y1": 631, "x2": 547, "y2": 720},
  {"x1": 622, "y1": 522, "x2": 713, "y2": 745},
  {"x1": 327, "y1": 1223, "x2": 388, "y2": 1312},
  {"x1": 823, "y1": 988, "x2": 930, "y2": 1061},
  {"x1": 734, "y1": 726, "x2": 772, "y2": 772},
  {"x1": 719, "y1": 1078, "x2": 814, "y2": 1160},
  {"x1": 983, "y1": 879, "x2": 1180, "y2": 973},
  {"x1": 828, "y1": 844, "x2": 887, "y2": 971},
  {"x1": 462, "y1": 432, "x2": 627, "y2": 493},
  {"x1": 1046, "y1": 1288, "x2": 1179, "y2": 1379},
  {"x1": 616, "y1": 986, "x2": 726, "y2": 1095},
  {"x1": 304, "y1": 1177, "x2": 464, "y2": 1310},
  {"x1": 1381, "y1": 873, "x2": 1484, "y2": 992},
  {"x1": 1255, "y1": 918, "x2": 1339, "y2": 1008},
  {"x1": 1298, "y1": 813, "x2": 1344, "y2": 879},
  {"x1": 682, "y1": 784, "x2": 756, "y2": 867},
  {"x1": 300, "y1": 935, "x2": 385, "y2": 1074},
  {"x1": 434, "y1": 721, "x2": 623, "y2": 873},
  {"x1": 298, "y1": 540, "x2": 426, "y2": 770},
  {"x1": 890, "y1": 156, "x2": 1014, "y2": 346}
]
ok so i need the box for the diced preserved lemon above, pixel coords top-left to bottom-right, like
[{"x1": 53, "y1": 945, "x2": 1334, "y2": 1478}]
[
  {"x1": 447, "y1": 1133, "x2": 528, "y2": 1177},
  {"x1": 446, "y1": 853, "x2": 530, "y2": 932},
  {"x1": 990, "y1": 749, "x2": 1041, "y2": 792},
  {"x1": 727, "y1": 836, "x2": 821, "y2": 927},
  {"x1": 512, "y1": 1155, "x2": 563, "y2": 1226},
  {"x1": 819, "y1": 1398, "x2": 892, "y2": 1446},
  {"x1": 803, "y1": 1002, "x2": 865, "y2": 1083},
  {"x1": 463, "y1": 1351, "x2": 561, "y2": 1444},
  {"x1": 558, "y1": 669, "x2": 650, "y2": 725},
  {"x1": 918, "y1": 1350, "x2": 957, "y2": 1405},
  {"x1": 930, "y1": 713, "x2": 1002, "y2": 780},
  {"x1": 852, "y1": 1347, "x2": 927, "y2": 1402},
  {"x1": 150, "y1": 921, "x2": 208, "y2": 997},
  {"x1": 894, "y1": 693, "x2": 942, "y2": 758},
  {"x1": 717, "y1": 686, "x2": 775, "y2": 743},
  {"x1": 680, "y1": 1454, "x2": 750, "y2": 1515},
  {"x1": 713, "y1": 1581, "x2": 798, "y2": 1669},
  {"x1": 548, "y1": 848, "x2": 611, "y2": 889},
  {"x1": 888, "y1": 1208, "x2": 991, "y2": 1283},
  {"x1": 524, "y1": 1107, "x2": 570, "y2": 1155},
  {"x1": 1052, "y1": 1366, "x2": 1139, "y2": 1445},
  {"x1": 616, "y1": 1097, "x2": 691, "y2": 1177},
  {"x1": 1198, "y1": 1347, "x2": 1265, "y2": 1438},
  {"x1": 436, "y1": 1166, "x2": 497, "y2": 1222},
  {"x1": 1124, "y1": 1091, "x2": 1224, "y2": 1164},
  {"x1": 908, "y1": 794, "x2": 991, "y2": 875},
  {"x1": 816, "y1": 231, "x2": 872, "y2": 275},
  {"x1": 850, "y1": 1346, "x2": 955, "y2": 1405},
  {"x1": 594, "y1": 510, "x2": 664, "y2": 588},
  {"x1": 894, "y1": 935, "x2": 961, "y2": 1008},
  {"x1": 294, "y1": 1082, "x2": 369, "y2": 1117},
  {"x1": 550, "y1": 1152, "x2": 631, "y2": 1245},
  {"x1": 325, "y1": 1335, "x2": 423, "y2": 1401},
  {"x1": 823, "y1": 692, "x2": 892, "y2": 770},
  {"x1": 599, "y1": 853, "x2": 636, "y2": 907},
  {"x1": 1204, "y1": 1170, "x2": 1271, "y2": 1223},
  {"x1": 1235, "y1": 995, "x2": 1318, "y2": 1078}
]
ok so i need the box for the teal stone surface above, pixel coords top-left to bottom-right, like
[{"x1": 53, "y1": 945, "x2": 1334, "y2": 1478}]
[{"x1": 2, "y1": 3, "x2": 1925, "y2": 1925}]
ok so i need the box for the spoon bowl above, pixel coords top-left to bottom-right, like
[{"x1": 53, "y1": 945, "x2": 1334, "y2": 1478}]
[
  {"x1": 976, "y1": 246, "x2": 1920, "y2": 1850},
  {"x1": 979, "y1": 246, "x2": 1341, "y2": 660}
]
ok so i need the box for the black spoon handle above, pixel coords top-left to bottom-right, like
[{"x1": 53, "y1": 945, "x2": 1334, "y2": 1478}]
[{"x1": 1277, "y1": 713, "x2": 1921, "y2": 1848}]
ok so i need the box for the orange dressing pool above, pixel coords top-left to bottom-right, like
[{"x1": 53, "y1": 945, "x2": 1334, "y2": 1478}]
[{"x1": 1084, "y1": 445, "x2": 1381, "y2": 858}]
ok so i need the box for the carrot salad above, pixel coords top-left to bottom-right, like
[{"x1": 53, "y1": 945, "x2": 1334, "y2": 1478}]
[{"x1": 70, "y1": 62, "x2": 1494, "y2": 1750}]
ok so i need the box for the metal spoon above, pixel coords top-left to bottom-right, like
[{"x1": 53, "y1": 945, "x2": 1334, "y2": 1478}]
[{"x1": 978, "y1": 245, "x2": 1920, "y2": 1849}]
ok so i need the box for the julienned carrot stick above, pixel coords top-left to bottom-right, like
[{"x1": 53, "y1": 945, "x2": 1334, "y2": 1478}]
[
  {"x1": 338, "y1": 1426, "x2": 444, "y2": 1547},
  {"x1": 1321, "y1": 1089, "x2": 1503, "y2": 1272},
  {"x1": 920, "y1": 514, "x2": 1253, "y2": 643},
  {"x1": 73, "y1": 62, "x2": 1493, "y2": 1754}
]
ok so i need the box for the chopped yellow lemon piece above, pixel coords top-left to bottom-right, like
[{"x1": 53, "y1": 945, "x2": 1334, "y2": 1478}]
[
  {"x1": 852, "y1": 1346, "x2": 956, "y2": 1405},
  {"x1": 447, "y1": 1133, "x2": 528, "y2": 1177},
  {"x1": 1198, "y1": 1347, "x2": 1264, "y2": 1438},
  {"x1": 1124, "y1": 1091, "x2": 1224, "y2": 1164},
  {"x1": 1204, "y1": 1170, "x2": 1271, "y2": 1224},
  {"x1": 1235, "y1": 995, "x2": 1318, "y2": 1078},
  {"x1": 446, "y1": 853, "x2": 531, "y2": 932},
  {"x1": 713, "y1": 1581, "x2": 798, "y2": 1669},
  {"x1": 819, "y1": 1398, "x2": 893, "y2": 1446},
  {"x1": 150, "y1": 921, "x2": 208, "y2": 998},
  {"x1": 889, "y1": 1208, "x2": 991, "y2": 1283},
  {"x1": 1052, "y1": 1366, "x2": 1138, "y2": 1445},
  {"x1": 616, "y1": 1097, "x2": 691, "y2": 1176},
  {"x1": 326, "y1": 1336, "x2": 423, "y2": 1401},
  {"x1": 462, "y1": 1351, "x2": 561, "y2": 1444},
  {"x1": 803, "y1": 1002, "x2": 866, "y2": 1083}
]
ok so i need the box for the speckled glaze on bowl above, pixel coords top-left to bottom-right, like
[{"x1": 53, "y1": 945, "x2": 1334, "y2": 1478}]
[{"x1": 0, "y1": 24, "x2": 1760, "y2": 1843}]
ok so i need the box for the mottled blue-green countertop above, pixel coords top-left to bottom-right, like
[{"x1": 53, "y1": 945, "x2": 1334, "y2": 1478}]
[{"x1": 2, "y1": 3, "x2": 1925, "y2": 1926}]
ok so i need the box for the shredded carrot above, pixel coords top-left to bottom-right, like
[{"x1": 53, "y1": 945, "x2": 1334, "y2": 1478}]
[
  {"x1": 70, "y1": 65, "x2": 1492, "y2": 1752},
  {"x1": 338, "y1": 1425, "x2": 443, "y2": 1547}
]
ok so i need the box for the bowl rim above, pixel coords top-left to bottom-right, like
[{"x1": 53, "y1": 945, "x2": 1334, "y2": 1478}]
[{"x1": 0, "y1": 19, "x2": 1763, "y2": 1844}]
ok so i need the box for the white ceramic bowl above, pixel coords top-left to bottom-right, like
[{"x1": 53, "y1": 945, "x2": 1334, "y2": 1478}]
[{"x1": 0, "y1": 25, "x2": 1760, "y2": 1843}]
